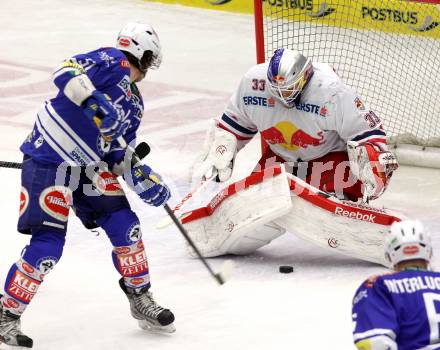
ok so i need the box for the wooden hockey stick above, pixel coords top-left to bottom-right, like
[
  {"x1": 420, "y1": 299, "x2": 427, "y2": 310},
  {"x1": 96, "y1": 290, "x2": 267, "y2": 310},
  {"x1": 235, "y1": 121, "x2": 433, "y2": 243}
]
[
  {"x1": 155, "y1": 170, "x2": 218, "y2": 229},
  {"x1": 116, "y1": 136, "x2": 230, "y2": 285}
]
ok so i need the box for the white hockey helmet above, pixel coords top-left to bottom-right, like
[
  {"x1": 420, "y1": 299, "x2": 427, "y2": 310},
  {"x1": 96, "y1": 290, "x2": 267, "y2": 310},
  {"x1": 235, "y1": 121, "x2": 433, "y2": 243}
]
[
  {"x1": 116, "y1": 22, "x2": 162, "y2": 74},
  {"x1": 267, "y1": 48, "x2": 313, "y2": 108},
  {"x1": 385, "y1": 220, "x2": 432, "y2": 266}
]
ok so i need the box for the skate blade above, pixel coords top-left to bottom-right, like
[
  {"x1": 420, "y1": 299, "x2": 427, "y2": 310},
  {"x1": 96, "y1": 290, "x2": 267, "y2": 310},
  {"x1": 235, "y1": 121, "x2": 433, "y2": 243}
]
[{"x1": 138, "y1": 320, "x2": 176, "y2": 334}]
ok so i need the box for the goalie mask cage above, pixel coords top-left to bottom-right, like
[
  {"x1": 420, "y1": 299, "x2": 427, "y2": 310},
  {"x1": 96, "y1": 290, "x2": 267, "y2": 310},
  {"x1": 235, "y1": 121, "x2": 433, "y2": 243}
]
[{"x1": 254, "y1": 0, "x2": 440, "y2": 168}]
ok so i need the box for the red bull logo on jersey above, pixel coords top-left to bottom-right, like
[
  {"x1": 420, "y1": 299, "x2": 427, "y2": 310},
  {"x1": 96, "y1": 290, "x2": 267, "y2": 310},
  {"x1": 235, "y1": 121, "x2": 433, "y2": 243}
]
[
  {"x1": 243, "y1": 96, "x2": 275, "y2": 108},
  {"x1": 260, "y1": 121, "x2": 325, "y2": 151}
]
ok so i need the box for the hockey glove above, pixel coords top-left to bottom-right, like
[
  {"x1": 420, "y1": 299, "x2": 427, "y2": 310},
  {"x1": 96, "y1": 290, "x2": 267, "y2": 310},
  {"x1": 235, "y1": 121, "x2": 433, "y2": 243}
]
[
  {"x1": 126, "y1": 164, "x2": 171, "y2": 207},
  {"x1": 347, "y1": 141, "x2": 399, "y2": 201},
  {"x1": 83, "y1": 91, "x2": 124, "y2": 140},
  {"x1": 193, "y1": 123, "x2": 237, "y2": 182}
]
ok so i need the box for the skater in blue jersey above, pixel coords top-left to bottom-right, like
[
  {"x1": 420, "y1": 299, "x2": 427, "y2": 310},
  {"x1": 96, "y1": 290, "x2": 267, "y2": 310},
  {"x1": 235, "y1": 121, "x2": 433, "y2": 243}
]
[
  {"x1": 352, "y1": 220, "x2": 440, "y2": 350},
  {"x1": 0, "y1": 22, "x2": 175, "y2": 348}
]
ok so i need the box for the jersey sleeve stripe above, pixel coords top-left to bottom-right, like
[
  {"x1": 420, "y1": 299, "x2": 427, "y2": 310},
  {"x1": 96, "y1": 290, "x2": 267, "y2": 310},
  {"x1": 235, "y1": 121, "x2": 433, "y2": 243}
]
[
  {"x1": 38, "y1": 104, "x2": 99, "y2": 166},
  {"x1": 217, "y1": 124, "x2": 254, "y2": 141},
  {"x1": 53, "y1": 60, "x2": 86, "y2": 80},
  {"x1": 361, "y1": 137, "x2": 388, "y2": 151},
  {"x1": 353, "y1": 328, "x2": 396, "y2": 342},
  {"x1": 220, "y1": 114, "x2": 258, "y2": 136},
  {"x1": 351, "y1": 129, "x2": 387, "y2": 143},
  {"x1": 35, "y1": 115, "x2": 76, "y2": 165},
  {"x1": 53, "y1": 66, "x2": 80, "y2": 81},
  {"x1": 46, "y1": 103, "x2": 100, "y2": 161}
]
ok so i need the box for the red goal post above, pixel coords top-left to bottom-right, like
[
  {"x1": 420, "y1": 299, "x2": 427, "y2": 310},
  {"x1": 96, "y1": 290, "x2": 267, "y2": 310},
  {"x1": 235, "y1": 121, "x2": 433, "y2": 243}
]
[{"x1": 254, "y1": 0, "x2": 440, "y2": 168}]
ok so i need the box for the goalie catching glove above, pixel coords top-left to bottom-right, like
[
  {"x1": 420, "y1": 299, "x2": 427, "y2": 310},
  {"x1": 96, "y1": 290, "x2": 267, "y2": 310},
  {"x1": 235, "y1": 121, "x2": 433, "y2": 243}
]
[
  {"x1": 193, "y1": 124, "x2": 237, "y2": 182},
  {"x1": 347, "y1": 141, "x2": 398, "y2": 201}
]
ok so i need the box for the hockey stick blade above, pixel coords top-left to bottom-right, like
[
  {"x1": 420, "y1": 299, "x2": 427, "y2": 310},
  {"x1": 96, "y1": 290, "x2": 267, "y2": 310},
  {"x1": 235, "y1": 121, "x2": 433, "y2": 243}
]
[{"x1": 216, "y1": 260, "x2": 234, "y2": 284}]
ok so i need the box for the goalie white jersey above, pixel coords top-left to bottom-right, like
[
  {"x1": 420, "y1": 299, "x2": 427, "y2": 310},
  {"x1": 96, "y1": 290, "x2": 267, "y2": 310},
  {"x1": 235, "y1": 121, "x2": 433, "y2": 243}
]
[{"x1": 218, "y1": 62, "x2": 388, "y2": 162}]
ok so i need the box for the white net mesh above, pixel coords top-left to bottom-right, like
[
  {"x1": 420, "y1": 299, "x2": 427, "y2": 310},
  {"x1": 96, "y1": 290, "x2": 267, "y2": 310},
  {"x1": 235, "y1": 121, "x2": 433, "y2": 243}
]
[{"x1": 261, "y1": 0, "x2": 440, "y2": 147}]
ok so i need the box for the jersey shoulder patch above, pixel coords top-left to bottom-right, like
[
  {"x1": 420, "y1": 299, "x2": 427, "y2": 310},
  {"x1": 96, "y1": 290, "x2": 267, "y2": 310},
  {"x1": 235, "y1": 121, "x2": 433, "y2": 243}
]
[
  {"x1": 93, "y1": 48, "x2": 130, "y2": 73},
  {"x1": 88, "y1": 48, "x2": 130, "y2": 87}
]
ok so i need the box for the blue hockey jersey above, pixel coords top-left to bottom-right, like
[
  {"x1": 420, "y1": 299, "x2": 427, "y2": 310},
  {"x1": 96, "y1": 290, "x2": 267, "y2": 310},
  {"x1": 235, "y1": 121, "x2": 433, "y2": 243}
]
[
  {"x1": 21, "y1": 47, "x2": 143, "y2": 167},
  {"x1": 352, "y1": 270, "x2": 440, "y2": 350}
]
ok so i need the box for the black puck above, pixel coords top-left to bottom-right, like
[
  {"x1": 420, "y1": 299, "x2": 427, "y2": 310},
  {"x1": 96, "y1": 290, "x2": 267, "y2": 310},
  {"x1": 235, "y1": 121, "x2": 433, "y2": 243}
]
[{"x1": 279, "y1": 265, "x2": 294, "y2": 273}]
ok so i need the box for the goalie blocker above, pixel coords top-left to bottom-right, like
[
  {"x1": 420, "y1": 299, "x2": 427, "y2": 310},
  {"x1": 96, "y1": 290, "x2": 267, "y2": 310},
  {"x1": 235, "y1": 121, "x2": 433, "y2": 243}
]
[{"x1": 181, "y1": 165, "x2": 405, "y2": 266}]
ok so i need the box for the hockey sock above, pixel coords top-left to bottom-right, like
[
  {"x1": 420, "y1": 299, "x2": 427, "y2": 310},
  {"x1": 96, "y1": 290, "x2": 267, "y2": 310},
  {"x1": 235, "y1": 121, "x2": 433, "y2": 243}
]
[
  {"x1": 96, "y1": 208, "x2": 151, "y2": 291},
  {"x1": 2, "y1": 229, "x2": 65, "y2": 315}
]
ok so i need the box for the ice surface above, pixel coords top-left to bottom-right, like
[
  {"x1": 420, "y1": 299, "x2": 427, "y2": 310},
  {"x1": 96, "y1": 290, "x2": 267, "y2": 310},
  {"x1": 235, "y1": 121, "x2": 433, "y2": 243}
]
[{"x1": 0, "y1": 0, "x2": 439, "y2": 349}]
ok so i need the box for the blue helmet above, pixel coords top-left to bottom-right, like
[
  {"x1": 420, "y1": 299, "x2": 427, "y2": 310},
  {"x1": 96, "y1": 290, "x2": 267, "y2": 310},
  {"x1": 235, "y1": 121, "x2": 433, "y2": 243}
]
[{"x1": 267, "y1": 48, "x2": 313, "y2": 108}]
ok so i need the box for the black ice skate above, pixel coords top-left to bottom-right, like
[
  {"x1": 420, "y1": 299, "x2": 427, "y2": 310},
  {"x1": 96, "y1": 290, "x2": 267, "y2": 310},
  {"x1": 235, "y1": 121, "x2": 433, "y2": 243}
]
[
  {"x1": 119, "y1": 279, "x2": 175, "y2": 333},
  {"x1": 0, "y1": 295, "x2": 33, "y2": 348}
]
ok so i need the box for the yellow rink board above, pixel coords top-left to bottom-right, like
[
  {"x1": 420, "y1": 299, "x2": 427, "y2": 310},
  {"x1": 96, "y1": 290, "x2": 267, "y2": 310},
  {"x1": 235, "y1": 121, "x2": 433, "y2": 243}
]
[
  {"x1": 143, "y1": 0, "x2": 253, "y2": 14},
  {"x1": 144, "y1": 0, "x2": 440, "y2": 38},
  {"x1": 268, "y1": 0, "x2": 440, "y2": 39}
]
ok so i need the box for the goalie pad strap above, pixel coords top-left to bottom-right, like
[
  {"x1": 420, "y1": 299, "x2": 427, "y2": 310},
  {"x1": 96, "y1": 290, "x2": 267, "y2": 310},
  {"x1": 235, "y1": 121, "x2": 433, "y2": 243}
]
[{"x1": 182, "y1": 165, "x2": 291, "y2": 257}]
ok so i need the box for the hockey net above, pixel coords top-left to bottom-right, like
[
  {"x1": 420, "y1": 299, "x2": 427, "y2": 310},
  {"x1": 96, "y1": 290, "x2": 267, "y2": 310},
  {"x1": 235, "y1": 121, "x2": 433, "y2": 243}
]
[{"x1": 254, "y1": 0, "x2": 440, "y2": 167}]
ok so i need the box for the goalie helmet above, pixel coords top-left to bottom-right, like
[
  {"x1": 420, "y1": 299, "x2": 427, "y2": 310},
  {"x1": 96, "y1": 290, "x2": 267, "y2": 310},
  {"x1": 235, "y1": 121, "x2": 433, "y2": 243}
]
[
  {"x1": 385, "y1": 220, "x2": 432, "y2": 267},
  {"x1": 267, "y1": 48, "x2": 313, "y2": 108},
  {"x1": 116, "y1": 22, "x2": 162, "y2": 74}
]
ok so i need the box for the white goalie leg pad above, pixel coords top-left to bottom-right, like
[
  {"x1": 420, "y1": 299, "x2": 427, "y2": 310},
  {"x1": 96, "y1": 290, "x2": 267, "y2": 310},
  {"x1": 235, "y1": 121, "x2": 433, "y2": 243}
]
[
  {"x1": 275, "y1": 173, "x2": 406, "y2": 266},
  {"x1": 227, "y1": 221, "x2": 286, "y2": 255},
  {"x1": 182, "y1": 166, "x2": 291, "y2": 257}
]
